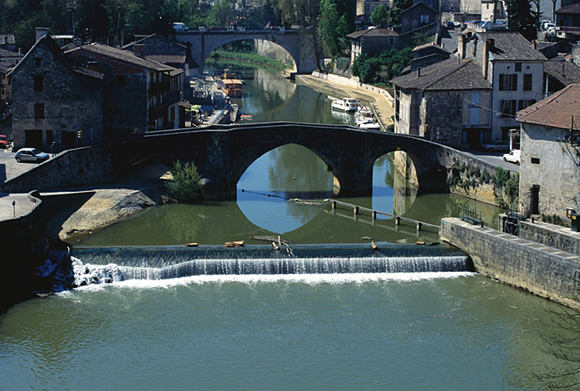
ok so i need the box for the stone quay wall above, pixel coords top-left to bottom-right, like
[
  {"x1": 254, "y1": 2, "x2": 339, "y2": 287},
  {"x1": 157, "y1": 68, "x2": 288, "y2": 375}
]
[
  {"x1": 0, "y1": 192, "x2": 49, "y2": 312},
  {"x1": 441, "y1": 218, "x2": 580, "y2": 309},
  {"x1": 519, "y1": 220, "x2": 580, "y2": 257}
]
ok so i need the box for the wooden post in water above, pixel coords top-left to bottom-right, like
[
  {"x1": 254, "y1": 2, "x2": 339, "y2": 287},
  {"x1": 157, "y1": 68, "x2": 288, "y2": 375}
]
[
  {"x1": 395, "y1": 217, "x2": 400, "y2": 225},
  {"x1": 416, "y1": 222, "x2": 422, "y2": 231}
]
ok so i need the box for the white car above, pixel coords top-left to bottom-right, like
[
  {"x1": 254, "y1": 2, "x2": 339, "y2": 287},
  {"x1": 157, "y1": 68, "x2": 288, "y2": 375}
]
[
  {"x1": 503, "y1": 150, "x2": 521, "y2": 165},
  {"x1": 15, "y1": 147, "x2": 49, "y2": 163}
]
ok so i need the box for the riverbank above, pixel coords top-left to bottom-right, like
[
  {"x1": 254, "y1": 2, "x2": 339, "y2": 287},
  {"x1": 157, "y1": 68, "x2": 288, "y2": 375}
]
[{"x1": 295, "y1": 74, "x2": 395, "y2": 129}]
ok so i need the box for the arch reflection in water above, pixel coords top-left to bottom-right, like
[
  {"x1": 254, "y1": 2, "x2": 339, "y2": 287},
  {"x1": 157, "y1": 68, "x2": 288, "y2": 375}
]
[
  {"x1": 372, "y1": 153, "x2": 418, "y2": 218},
  {"x1": 237, "y1": 144, "x2": 334, "y2": 234}
]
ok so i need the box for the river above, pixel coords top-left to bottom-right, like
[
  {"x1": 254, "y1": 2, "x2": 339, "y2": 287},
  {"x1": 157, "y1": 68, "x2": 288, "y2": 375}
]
[{"x1": 1, "y1": 65, "x2": 577, "y2": 390}]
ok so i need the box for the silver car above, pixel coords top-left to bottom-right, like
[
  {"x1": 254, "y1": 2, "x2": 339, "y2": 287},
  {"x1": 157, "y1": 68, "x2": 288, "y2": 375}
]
[{"x1": 15, "y1": 148, "x2": 50, "y2": 163}]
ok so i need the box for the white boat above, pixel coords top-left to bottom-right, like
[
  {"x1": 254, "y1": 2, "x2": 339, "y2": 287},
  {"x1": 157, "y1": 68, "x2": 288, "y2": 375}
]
[
  {"x1": 355, "y1": 106, "x2": 374, "y2": 125},
  {"x1": 355, "y1": 106, "x2": 380, "y2": 130},
  {"x1": 331, "y1": 97, "x2": 359, "y2": 112}
]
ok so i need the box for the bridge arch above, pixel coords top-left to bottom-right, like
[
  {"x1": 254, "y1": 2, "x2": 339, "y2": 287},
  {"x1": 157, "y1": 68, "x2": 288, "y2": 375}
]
[
  {"x1": 174, "y1": 30, "x2": 319, "y2": 74},
  {"x1": 122, "y1": 123, "x2": 454, "y2": 200}
]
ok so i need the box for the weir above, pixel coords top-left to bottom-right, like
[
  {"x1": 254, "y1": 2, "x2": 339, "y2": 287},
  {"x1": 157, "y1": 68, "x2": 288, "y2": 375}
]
[{"x1": 70, "y1": 243, "x2": 473, "y2": 286}]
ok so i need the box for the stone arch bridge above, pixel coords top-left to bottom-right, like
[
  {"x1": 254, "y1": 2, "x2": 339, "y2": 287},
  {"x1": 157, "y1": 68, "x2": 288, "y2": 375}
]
[
  {"x1": 108, "y1": 122, "x2": 478, "y2": 199},
  {"x1": 174, "y1": 29, "x2": 319, "y2": 74}
]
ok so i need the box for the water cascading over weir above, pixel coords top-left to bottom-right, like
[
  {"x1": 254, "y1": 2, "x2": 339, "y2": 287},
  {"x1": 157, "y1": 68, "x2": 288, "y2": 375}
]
[{"x1": 70, "y1": 243, "x2": 473, "y2": 286}]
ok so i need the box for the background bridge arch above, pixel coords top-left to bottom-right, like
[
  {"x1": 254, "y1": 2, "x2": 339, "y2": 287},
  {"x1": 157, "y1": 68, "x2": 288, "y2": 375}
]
[{"x1": 174, "y1": 30, "x2": 319, "y2": 74}]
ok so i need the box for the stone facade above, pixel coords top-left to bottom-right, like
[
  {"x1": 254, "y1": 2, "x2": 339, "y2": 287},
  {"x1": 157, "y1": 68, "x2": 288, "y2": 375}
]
[
  {"x1": 66, "y1": 43, "x2": 183, "y2": 135},
  {"x1": 9, "y1": 35, "x2": 103, "y2": 151},
  {"x1": 519, "y1": 122, "x2": 580, "y2": 218},
  {"x1": 460, "y1": 31, "x2": 546, "y2": 141}
]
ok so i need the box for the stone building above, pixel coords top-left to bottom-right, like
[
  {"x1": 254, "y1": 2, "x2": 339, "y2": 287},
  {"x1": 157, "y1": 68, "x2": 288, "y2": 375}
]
[
  {"x1": 392, "y1": 58, "x2": 492, "y2": 149},
  {"x1": 123, "y1": 34, "x2": 194, "y2": 97},
  {"x1": 459, "y1": 30, "x2": 546, "y2": 141},
  {"x1": 347, "y1": 28, "x2": 400, "y2": 64},
  {"x1": 517, "y1": 84, "x2": 580, "y2": 218},
  {"x1": 555, "y1": 3, "x2": 580, "y2": 41},
  {"x1": 399, "y1": 2, "x2": 440, "y2": 46},
  {"x1": 408, "y1": 42, "x2": 450, "y2": 71},
  {"x1": 9, "y1": 34, "x2": 103, "y2": 150},
  {"x1": 66, "y1": 42, "x2": 184, "y2": 134}
]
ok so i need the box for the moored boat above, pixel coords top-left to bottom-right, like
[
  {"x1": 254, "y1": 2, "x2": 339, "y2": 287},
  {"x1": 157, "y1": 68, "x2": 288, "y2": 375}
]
[{"x1": 331, "y1": 97, "x2": 359, "y2": 112}]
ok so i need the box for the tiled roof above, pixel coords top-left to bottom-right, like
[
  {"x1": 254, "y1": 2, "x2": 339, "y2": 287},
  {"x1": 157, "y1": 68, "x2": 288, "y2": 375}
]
[
  {"x1": 517, "y1": 84, "x2": 580, "y2": 129},
  {"x1": 146, "y1": 54, "x2": 186, "y2": 64},
  {"x1": 476, "y1": 31, "x2": 546, "y2": 61},
  {"x1": 346, "y1": 28, "x2": 399, "y2": 39},
  {"x1": 556, "y1": 3, "x2": 580, "y2": 14},
  {"x1": 544, "y1": 61, "x2": 580, "y2": 86},
  {"x1": 391, "y1": 58, "x2": 491, "y2": 90},
  {"x1": 0, "y1": 47, "x2": 22, "y2": 58},
  {"x1": 66, "y1": 42, "x2": 177, "y2": 72},
  {"x1": 0, "y1": 62, "x2": 12, "y2": 74},
  {"x1": 413, "y1": 42, "x2": 446, "y2": 52}
]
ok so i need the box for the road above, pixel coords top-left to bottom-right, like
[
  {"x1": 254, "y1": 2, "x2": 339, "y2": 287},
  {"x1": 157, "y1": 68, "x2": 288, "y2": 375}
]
[
  {"x1": 465, "y1": 149, "x2": 520, "y2": 172},
  {"x1": 0, "y1": 148, "x2": 42, "y2": 184}
]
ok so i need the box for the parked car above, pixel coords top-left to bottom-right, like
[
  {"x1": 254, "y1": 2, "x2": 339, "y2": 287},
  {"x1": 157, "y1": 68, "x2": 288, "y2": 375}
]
[
  {"x1": 481, "y1": 140, "x2": 509, "y2": 152},
  {"x1": 0, "y1": 134, "x2": 8, "y2": 148},
  {"x1": 503, "y1": 150, "x2": 521, "y2": 165},
  {"x1": 15, "y1": 148, "x2": 49, "y2": 163},
  {"x1": 172, "y1": 22, "x2": 189, "y2": 32}
]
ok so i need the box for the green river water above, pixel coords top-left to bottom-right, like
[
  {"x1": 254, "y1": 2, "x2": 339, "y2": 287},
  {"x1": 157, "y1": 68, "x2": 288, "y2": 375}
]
[{"x1": 1, "y1": 65, "x2": 578, "y2": 390}]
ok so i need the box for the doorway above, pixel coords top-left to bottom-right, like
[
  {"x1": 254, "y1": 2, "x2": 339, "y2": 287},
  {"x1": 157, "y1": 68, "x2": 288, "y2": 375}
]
[{"x1": 530, "y1": 185, "x2": 540, "y2": 215}]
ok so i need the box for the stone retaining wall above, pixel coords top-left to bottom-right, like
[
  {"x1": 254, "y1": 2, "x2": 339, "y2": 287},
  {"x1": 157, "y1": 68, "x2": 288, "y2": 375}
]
[
  {"x1": 441, "y1": 218, "x2": 580, "y2": 309},
  {"x1": 0, "y1": 146, "x2": 112, "y2": 193},
  {"x1": 311, "y1": 71, "x2": 394, "y2": 105},
  {"x1": 519, "y1": 220, "x2": 580, "y2": 256}
]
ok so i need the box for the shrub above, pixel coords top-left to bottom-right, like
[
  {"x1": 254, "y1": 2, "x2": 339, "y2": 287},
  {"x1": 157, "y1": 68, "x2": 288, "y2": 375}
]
[{"x1": 165, "y1": 160, "x2": 203, "y2": 203}]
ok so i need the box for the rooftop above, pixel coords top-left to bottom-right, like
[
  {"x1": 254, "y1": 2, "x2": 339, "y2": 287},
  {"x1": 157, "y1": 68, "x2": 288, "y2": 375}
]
[
  {"x1": 544, "y1": 61, "x2": 580, "y2": 86},
  {"x1": 476, "y1": 31, "x2": 546, "y2": 61},
  {"x1": 556, "y1": 3, "x2": 580, "y2": 14},
  {"x1": 346, "y1": 28, "x2": 399, "y2": 39},
  {"x1": 391, "y1": 58, "x2": 491, "y2": 90},
  {"x1": 517, "y1": 84, "x2": 580, "y2": 129},
  {"x1": 66, "y1": 42, "x2": 178, "y2": 73}
]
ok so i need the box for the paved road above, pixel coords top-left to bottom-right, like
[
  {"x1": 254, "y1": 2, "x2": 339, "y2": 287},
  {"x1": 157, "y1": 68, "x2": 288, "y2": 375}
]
[
  {"x1": 465, "y1": 150, "x2": 520, "y2": 172},
  {"x1": 0, "y1": 148, "x2": 44, "y2": 184}
]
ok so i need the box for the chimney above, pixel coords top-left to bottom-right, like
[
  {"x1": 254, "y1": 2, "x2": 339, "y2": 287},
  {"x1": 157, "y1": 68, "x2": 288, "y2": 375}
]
[
  {"x1": 533, "y1": 40, "x2": 537, "y2": 49},
  {"x1": 417, "y1": 67, "x2": 421, "y2": 77},
  {"x1": 483, "y1": 38, "x2": 493, "y2": 79},
  {"x1": 36, "y1": 27, "x2": 49, "y2": 42},
  {"x1": 458, "y1": 33, "x2": 465, "y2": 59},
  {"x1": 133, "y1": 44, "x2": 146, "y2": 58}
]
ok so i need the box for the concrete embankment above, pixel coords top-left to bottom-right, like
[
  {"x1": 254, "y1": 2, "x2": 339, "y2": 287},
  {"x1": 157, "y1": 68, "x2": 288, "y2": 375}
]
[{"x1": 441, "y1": 218, "x2": 580, "y2": 309}]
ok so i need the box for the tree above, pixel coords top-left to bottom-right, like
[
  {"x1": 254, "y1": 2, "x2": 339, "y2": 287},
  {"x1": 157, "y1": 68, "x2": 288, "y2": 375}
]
[
  {"x1": 165, "y1": 160, "x2": 203, "y2": 203},
  {"x1": 319, "y1": 0, "x2": 349, "y2": 58},
  {"x1": 388, "y1": 0, "x2": 412, "y2": 26},
  {"x1": 370, "y1": 4, "x2": 389, "y2": 27},
  {"x1": 505, "y1": 0, "x2": 537, "y2": 40},
  {"x1": 206, "y1": 0, "x2": 238, "y2": 28},
  {"x1": 351, "y1": 47, "x2": 412, "y2": 84}
]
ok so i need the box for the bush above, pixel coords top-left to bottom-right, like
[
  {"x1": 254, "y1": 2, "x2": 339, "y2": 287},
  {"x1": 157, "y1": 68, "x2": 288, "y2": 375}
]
[{"x1": 165, "y1": 160, "x2": 203, "y2": 203}]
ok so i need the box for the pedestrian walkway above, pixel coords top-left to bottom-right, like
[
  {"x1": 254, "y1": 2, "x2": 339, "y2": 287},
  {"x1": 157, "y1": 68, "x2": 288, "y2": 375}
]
[{"x1": 0, "y1": 193, "x2": 37, "y2": 220}]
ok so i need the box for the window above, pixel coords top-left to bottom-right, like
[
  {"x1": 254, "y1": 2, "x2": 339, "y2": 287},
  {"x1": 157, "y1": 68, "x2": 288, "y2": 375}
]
[
  {"x1": 501, "y1": 100, "x2": 517, "y2": 117},
  {"x1": 515, "y1": 63, "x2": 522, "y2": 72},
  {"x1": 116, "y1": 75, "x2": 127, "y2": 86},
  {"x1": 523, "y1": 74, "x2": 532, "y2": 91},
  {"x1": 518, "y1": 99, "x2": 536, "y2": 111},
  {"x1": 499, "y1": 74, "x2": 517, "y2": 91},
  {"x1": 34, "y1": 103, "x2": 45, "y2": 119},
  {"x1": 531, "y1": 157, "x2": 540, "y2": 164},
  {"x1": 34, "y1": 75, "x2": 44, "y2": 92},
  {"x1": 420, "y1": 14, "x2": 430, "y2": 24}
]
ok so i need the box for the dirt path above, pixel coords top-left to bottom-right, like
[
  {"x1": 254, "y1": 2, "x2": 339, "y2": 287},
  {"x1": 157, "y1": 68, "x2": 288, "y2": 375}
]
[{"x1": 295, "y1": 75, "x2": 395, "y2": 128}]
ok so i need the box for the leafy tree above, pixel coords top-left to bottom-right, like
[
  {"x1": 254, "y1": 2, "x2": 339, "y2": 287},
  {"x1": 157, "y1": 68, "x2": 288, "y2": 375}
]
[
  {"x1": 370, "y1": 4, "x2": 389, "y2": 27},
  {"x1": 351, "y1": 47, "x2": 412, "y2": 84},
  {"x1": 412, "y1": 31, "x2": 434, "y2": 46},
  {"x1": 388, "y1": 0, "x2": 412, "y2": 26},
  {"x1": 206, "y1": 0, "x2": 238, "y2": 28},
  {"x1": 505, "y1": 0, "x2": 537, "y2": 40},
  {"x1": 271, "y1": 0, "x2": 318, "y2": 27},
  {"x1": 319, "y1": 0, "x2": 350, "y2": 58},
  {"x1": 165, "y1": 160, "x2": 203, "y2": 203}
]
